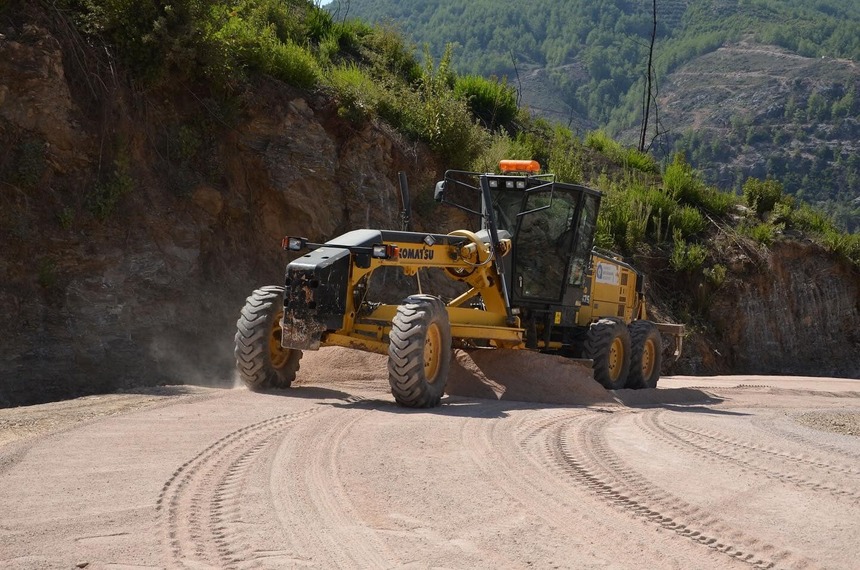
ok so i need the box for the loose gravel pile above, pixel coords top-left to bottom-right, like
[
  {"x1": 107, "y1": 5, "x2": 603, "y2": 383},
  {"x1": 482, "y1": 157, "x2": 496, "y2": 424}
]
[{"x1": 796, "y1": 410, "x2": 860, "y2": 436}]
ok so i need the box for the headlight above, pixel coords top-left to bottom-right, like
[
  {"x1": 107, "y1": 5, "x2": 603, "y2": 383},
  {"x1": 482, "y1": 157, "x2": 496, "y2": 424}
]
[
  {"x1": 372, "y1": 244, "x2": 399, "y2": 259},
  {"x1": 283, "y1": 237, "x2": 307, "y2": 251}
]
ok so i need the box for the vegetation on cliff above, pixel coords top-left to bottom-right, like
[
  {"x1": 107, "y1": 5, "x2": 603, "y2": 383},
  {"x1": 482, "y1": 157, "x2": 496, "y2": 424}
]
[
  {"x1": 1, "y1": 0, "x2": 858, "y2": 394},
  {"x1": 335, "y1": 0, "x2": 860, "y2": 231}
]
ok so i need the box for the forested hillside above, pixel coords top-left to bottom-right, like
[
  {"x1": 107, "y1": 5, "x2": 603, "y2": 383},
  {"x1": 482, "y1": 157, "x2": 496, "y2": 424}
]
[{"x1": 333, "y1": 0, "x2": 860, "y2": 230}]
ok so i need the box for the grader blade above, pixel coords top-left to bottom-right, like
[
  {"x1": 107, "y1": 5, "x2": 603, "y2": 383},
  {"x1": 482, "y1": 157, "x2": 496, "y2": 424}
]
[{"x1": 445, "y1": 349, "x2": 618, "y2": 406}]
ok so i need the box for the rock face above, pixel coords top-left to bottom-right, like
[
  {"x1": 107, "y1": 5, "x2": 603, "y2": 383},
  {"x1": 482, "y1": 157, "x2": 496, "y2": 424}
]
[
  {"x1": 0, "y1": 19, "x2": 445, "y2": 406},
  {"x1": 709, "y1": 242, "x2": 860, "y2": 378},
  {"x1": 0, "y1": 16, "x2": 857, "y2": 407}
]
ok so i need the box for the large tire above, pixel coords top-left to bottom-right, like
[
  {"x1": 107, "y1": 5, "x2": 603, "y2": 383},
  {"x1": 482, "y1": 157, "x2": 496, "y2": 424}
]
[
  {"x1": 387, "y1": 295, "x2": 452, "y2": 408},
  {"x1": 584, "y1": 317, "x2": 631, "y2": 390},
  {"x1": 235, "y1": 286, "x2": 302, "y2": 391},
  {"x1": 627, "y1": 320, "x2": 663, "y2": 389}
]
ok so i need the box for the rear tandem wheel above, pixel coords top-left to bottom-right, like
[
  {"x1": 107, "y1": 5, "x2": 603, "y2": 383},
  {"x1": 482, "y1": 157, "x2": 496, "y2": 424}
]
[
  {"x1": 627, "y1": 320, "x2": 662, "y2": 389},
  {"x1": 584, "y1": 317, "x2": 632, "y2": 390}
]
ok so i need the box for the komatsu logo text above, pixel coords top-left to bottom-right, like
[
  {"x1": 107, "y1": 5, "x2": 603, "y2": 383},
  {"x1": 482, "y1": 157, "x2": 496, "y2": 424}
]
[{"x1": 400, "y1": 248, "x2": 434, "y2": 260}]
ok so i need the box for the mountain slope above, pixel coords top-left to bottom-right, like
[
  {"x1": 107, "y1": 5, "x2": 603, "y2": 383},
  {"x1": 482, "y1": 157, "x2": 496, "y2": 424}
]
[
  {"x1": 656, "y1": 41, "x2": 860, "y2": 229},
  {"x1": 334, "y1": 0, "x2": 860, "y2": 229}
]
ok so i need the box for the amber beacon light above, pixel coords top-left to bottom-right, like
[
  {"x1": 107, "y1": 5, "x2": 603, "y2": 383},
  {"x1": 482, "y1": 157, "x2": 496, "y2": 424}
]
[{"x1": 499, "y1": 159, "x2": 541, "y2": 173}]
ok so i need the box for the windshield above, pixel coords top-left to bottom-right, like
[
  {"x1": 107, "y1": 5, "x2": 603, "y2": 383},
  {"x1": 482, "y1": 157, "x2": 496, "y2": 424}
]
[{"x1": 514, "y1": 190, "x2": 579, "y2": 300}]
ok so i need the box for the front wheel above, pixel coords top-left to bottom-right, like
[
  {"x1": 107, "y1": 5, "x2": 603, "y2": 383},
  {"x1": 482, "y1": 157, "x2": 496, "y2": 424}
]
[
  {"x1": 584, "y1": 317, "x2": 631, "y2": 390},
  {"x1": 627, "y1": 320, "x2": 662, "y2": 389},
  {"x1": 235, "y1": 286, "x2": 302, "y2": 391},
  {"x1": 387, "y1": 295, "x2": 452, "y2": 408}
]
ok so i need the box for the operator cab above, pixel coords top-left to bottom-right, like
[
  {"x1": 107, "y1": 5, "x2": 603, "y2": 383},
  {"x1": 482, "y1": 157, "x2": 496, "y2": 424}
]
[
  {"x1": 486, "y1": 173, "x2": 600, "y2": 310},
  {"x1": 436, "y1": 160, "x2": 601, "y2": 318}
]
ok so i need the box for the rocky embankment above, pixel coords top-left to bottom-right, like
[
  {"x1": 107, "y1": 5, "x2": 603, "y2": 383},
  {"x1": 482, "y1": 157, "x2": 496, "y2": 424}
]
[
  {"x1": 0, "y1": 16, "x2": 447, "y2": 406},
  {"x1": 0, "y1": 13, "x2": 858, "y2": 407}
]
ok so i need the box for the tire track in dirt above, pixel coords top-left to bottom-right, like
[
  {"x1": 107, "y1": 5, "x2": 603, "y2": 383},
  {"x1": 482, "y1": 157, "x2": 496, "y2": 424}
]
[
  {"x1": 268, "y1": 400, "x2": 393, "y2": 569},
  {"x1": 551, "y1": 412, "x2": 809, "y2": 569},
  {"x1": 642, "y1": 411, "x2": 860, "y2": 503},
  {"x1": 751, "y1": 413, "x2": 860, "y2": 463},
  {"x1": 0, "y1": 389, "x2": 223, "y2": 476},
  {"x1": 663, "y1": 415, "x2": 860, "y2": 475},
  {"x1": 157, "y1": 404, "x2": 324, "y2": 569},
  {"x1": 460, "y1": 407, "x2": 741, "y2": 569}
]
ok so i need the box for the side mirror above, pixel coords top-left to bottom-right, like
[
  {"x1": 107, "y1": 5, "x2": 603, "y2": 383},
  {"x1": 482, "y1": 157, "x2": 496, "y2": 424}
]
[{"x1": 434, "y1": 180, "x2": 446, "y2": 202}]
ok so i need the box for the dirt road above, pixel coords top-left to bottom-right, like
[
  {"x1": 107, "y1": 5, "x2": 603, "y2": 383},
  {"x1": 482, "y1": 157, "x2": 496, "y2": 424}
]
[{"x1": 1, "y1": 354, "x2": 859, "y2": 569}]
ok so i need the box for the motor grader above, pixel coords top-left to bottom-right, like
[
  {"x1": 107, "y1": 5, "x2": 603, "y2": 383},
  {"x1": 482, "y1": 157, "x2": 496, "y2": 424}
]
[{"x1": 235, "y1": 160, "x2": 684, "y2": 407}]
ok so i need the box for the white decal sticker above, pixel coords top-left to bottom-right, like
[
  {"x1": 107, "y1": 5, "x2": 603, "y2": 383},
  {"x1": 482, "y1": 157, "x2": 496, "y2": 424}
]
[{"x1": 595, "y1": 262, "x2": 620, "y2": 285}]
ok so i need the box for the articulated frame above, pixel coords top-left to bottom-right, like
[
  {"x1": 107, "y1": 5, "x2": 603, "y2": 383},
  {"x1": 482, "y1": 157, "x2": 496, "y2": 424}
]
[{"x1": 282, "y1": 229, "x2": 524, "y2": 355}]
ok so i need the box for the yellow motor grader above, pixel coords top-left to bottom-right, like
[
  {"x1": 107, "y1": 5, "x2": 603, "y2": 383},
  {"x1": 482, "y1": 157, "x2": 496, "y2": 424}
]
[{"x1": 235, "y1": 160, "x2": 683, "y2": 407}]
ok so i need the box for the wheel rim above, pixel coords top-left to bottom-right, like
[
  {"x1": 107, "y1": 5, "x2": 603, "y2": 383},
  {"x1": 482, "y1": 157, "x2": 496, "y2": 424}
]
[
  {"x1": 269, "y1": 311, "x2": 290, "y2": 369},
  {"x1": 641, "y1": 338, "x2": 656, "y2": 379},
  {"x1": 608, "y1": 337, "x2": 624, "y2": 382},
  {"x1": 424, "y1": 323, "x2": 442, "y2": 384}
]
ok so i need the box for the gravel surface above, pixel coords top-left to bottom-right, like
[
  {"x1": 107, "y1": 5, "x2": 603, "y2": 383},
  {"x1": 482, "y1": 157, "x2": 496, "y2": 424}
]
[
  {"x1": 1, "y1": 350, "x2": 858, "y2": 569},
  {"x1": 796, "y1": 410, "x2": 860, "y2": 436}
]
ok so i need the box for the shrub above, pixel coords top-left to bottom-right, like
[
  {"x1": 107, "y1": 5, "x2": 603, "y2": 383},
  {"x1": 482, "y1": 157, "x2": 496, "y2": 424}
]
[
  {"x1": 669, "y1": 205, "x2": 706, "y2": 238},
  {"x1": 787, "y1": 203, "x2": 834, "y2": 234},
  {"x1": 627, "y1": 185, "x2": 676, "y2": 241},
  {"x1": 470, "y1": 132, "x2": 536, "y2": 174},
  {"x1": 416, "y1": 46, "x2": 485, "y2": 168},
  {"x1": 663, "y1": 153, "x2": 736, "y2": 216},
  {"x1": 88, "y1": 151, "x2": 133, "y2": 219},
  {"x1": 513, "y1": 115, "x2": 555, "y2": 167},
  {"x1": 704, "y1": 263, "x2": 727, "y2": 287},
  {"x1": 360, "y1": 24, "x2": 421, "y2": 82},
  {"x1": 454, "y1": 75, "x2": 518, "y2": 130},
  {"x1": 584, "y1": 130, "x2": 619, "y2": 155},
  {"x1": 212, "y1": 15, "x2": 320, "y2": 87},
  {"x1": 57, "y1": 207, "x2": 75, "y2": 230},
  {"x1": 743, "y1": 177, "x2": 784, "y2": 218},
  {"x1": 670, "y1": 233, "x2": 708, "y2": 273},
  {"x1": 741, "y1": 222, "x2": 779, "y2": 246},
  {"x1": 622, "y1": 148, "x2": 658, "y2": 174},
  {"x1": 65, "y1": 0, "x2": 326, "y2": 87},
  {"x1": 547, "y1": 127, "x2": 584, "y2": 183},
  {"x1": 38, "y1": 259, "x2": 58, "y2": 289},
  {"x1": 695, "y1": 185, "x2": 737, "y2": 216},
  {"x1": 585, "y1": 131, "x2": 657, "y2": 174},
  {"x1": 820, "y1": 229, "x2": 860, "y2": 265},
  {"x1": 326, "y1": 63, "x2": 383, "y2": 120},
  {"x1": 663, "y1": 153, "x2": 700, "y2": 203}
]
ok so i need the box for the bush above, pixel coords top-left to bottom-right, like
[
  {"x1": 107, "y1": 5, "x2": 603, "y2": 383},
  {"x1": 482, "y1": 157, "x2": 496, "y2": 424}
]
[
  {"x1": 470, "y1": 132, "x2": 536, "y2": 174},
  {"x1": 66, "y1": 0, "x2": 325, "y2": 87},
  {"x1": 415, "y1": 46, "x2": 485, "y2": 168},
  {"x1": 663, "y1": 153, "x2": 736, "y2": 216},
  {"x1": 13, "y1": 139, "x2": 46, "y2": 188},
  {"x1": 211, "y1": 15, "x2": 320, "y2": 87},
  {"x1": 743, "y1": 177, "x2": 784, "y2": 218},
  {"x1": 704, "y1": 263, "x2": 727, "y2": 287},
  {"x1": 584, "y1": 131, "x2": 657, "y2": 174},
  {"x1": 584, "y1": 130, "x2": 618, "y2": 155},
  {"x1": 546, "y1": 126, "x2": 584, "y2": 183},
  {"x1": 740, "y1": 222, "x2": 779, "y2": 246},
  {"x1": 359, "y1": 24, "x2": 421, "y2": 82},
  {"x1": 454, "y1": 75, "x2": 518, "y2": 130},
  {"x1": 787, "y1": 203, "x2": 834, "y2": 234},
  {"x1": 88, "y1": 151, "x2": 133, "y2": 220},
  {"x1": 669, "y1": 205, "x2": 706, "y2": 238},
  {"x1": 670, "y1": 233, "x2": 708, "y2": 272},
  {"x1": 622, "y1": 148, "x2": 658, "y2": 174},
  {"x1": 663, "y1": 153, "x2": 700, "y2": 203},
  {"x1": 326, "y1": 63, "x2": 383, "y2": 120}
]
